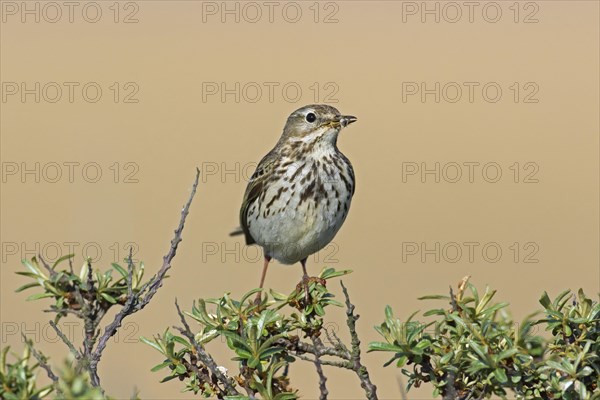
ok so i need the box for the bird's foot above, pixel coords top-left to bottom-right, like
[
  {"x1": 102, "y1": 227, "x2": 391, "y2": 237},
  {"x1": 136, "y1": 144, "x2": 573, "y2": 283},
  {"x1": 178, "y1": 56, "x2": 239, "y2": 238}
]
[
  {"x1": 253, "y1": 291, "x2": 264, "y2": 308},
  {"x1": 296, "y1": 276, "x2": 327, "y2": 306},
  {"x1": 299, "y1": 275, "x2": 326, "y2": 286}
]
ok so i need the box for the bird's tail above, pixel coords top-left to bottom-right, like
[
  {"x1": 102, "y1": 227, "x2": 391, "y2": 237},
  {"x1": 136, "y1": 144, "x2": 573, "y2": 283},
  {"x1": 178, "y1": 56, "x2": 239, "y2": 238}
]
[{"x1": 229, "y1": 227, "x2": 244, "y2": 236}]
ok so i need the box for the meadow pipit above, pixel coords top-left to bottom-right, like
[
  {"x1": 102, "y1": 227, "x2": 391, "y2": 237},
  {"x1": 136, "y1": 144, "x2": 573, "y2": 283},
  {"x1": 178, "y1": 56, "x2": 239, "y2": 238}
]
[{"x1": 231, "y1": 105, "x2": 357, "y2": 297}]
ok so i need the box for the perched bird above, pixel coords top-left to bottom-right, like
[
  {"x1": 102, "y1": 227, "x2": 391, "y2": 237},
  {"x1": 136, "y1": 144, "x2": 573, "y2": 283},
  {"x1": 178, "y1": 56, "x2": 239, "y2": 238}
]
[{"x1": 231, "y1": 104, "x2": 357, "y2": 294}]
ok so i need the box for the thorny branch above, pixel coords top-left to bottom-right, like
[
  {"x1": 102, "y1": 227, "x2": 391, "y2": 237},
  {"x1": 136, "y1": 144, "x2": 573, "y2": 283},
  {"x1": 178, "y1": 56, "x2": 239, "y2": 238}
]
[
  {"x1": 268, "y1": 283, "x2": 378, "y2": 399},
  {"x1": 40, "y1": 169, "x2": 201, "y2": 391},
  {"x1": 276, "y1": 332, "x2": 351, "y2": 362},
  {"x1": 22, "y1": 334, "x2": 59, "y2": 385},
  {"x1": 89, "y1": 168, "x2": 201, "y2": 387},
  {"x1": 49, "y1": 321, "x2": 80, "y2": 361},
  {"x1": 341, "y1": 281, "x2": 378, "y2": 400},
  {"x1": 173, "y1": 299, "x2": 240, "y2": 398},
  {"x1": 13, "y1": 169, "x2": 384, "y2": 399},
  {"x1": 311, "y1": 336, "x2": 329, "y2": 400}
]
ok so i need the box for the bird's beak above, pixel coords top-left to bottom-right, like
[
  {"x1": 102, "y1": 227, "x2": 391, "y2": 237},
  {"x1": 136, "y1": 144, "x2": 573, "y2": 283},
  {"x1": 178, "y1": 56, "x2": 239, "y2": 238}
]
[{"x1": 339, "y1": 115, "x2": 358, "y2": 128}]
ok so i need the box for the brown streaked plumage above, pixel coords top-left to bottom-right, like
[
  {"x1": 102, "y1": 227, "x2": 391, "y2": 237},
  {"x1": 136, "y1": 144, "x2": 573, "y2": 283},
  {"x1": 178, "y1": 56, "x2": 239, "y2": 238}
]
[{"x1": 231, "y1": 104, "x2": 357, "y2": 294}]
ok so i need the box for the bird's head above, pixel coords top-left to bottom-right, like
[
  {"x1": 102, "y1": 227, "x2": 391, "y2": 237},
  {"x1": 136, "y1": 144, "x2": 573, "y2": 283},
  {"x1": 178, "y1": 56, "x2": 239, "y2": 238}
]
[{"x1": 280, "y1": 104, "x2": 357, "y2": 147}]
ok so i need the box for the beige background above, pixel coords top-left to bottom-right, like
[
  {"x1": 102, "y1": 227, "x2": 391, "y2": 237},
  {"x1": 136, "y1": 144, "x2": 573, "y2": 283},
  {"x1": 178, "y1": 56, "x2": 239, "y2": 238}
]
[{"x1": 1, "y1": 1, "x2": 598, "y2": 399}]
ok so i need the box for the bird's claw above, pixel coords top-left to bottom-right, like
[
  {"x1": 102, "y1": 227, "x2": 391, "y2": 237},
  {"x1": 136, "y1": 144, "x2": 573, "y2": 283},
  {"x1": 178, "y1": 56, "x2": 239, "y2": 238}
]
[
  {"x1": 254, "y1": 291, "x2": 264, "y2": 308},
  {"x1": 296, "y1": 276, "x2": 327, "y2": 307}
]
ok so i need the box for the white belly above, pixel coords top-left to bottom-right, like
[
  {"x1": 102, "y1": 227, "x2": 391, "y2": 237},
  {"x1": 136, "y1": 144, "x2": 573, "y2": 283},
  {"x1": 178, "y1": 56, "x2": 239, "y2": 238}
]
[{"x1": 247, "y1": 159, "x2": 353, "y2": 264}]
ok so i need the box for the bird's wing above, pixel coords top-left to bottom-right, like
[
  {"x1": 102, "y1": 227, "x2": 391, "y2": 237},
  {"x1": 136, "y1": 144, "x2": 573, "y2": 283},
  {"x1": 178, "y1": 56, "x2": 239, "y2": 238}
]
[
  {"x1": 339, "y1": 152, "x2": 356, "y2": 196},
  {"x1": 238, "y1": 150, "x2": 278, "y2": 245}
]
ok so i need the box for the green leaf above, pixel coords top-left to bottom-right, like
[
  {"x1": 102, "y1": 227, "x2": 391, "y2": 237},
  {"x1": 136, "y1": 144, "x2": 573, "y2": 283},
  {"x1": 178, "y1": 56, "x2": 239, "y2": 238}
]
[
  {"x1": 413, "y1": 339, "x2": 431, "y2": 354},
  {"x1": 79, "y1": 262, "x2": 89, "y2": 281},
  {"x1": 368, "y1": 342, "x2": 403, "y2": 353},
  {"x1": 479, "y1": 302, "x2": 509, "y2": 317},
  {"x1": 319, "y1": 268, "x2": 352, "y2": 280},
  {"x1": 468, "y1": 283, "x2": 479, "y2": 304},
  {"x1": 225, "y1": 397, "x2": 255, "y2": 400},
  {"x1": 150, "y1": 361, "x2": 171, "y2": 372},
  {"x1": 423, "y1": 308, "x2": 445, "y2": 316},
  {"x1": 172, "y1": 335, "x2": 191, "y2": 348},
  {"x1": 256, "y1": 310, "x2": 275, "y2": 336},
  {"x1": 223, "y1": 332, "x2": 253, "y2": 353},
  {"x1": 553, "y1": 289, "x2": 572, "y2": 310},
  {"x1": 257, "y1": 333, "x2": 287, "y2": 354},
  {"x1": 26, "y1": 292, "x2": 55, "y2": 301},
  {"x1": 191, "y1": 299, "x2": 215, "y2": 327},
  {"x1": 469, "y1": 341, "x2": 491, "y2": 366},
  {"x1": 174, "y1": 363, "x2": 186, "y2": 374},
  {"x1": 475, "y1": 287, "x2": 497, "y2": 315},
  {"x1": 446, "y1": 312, "x2": 468, "y2": 330},
  {"x1": 494, "y1": 368, "x2": 508, "y2": 383},
  {"x1": 578, "y1": 381, "x2": 587, "y2": 399},
  {"x1": 240, "y1": 288, "x2": 263, "y2": 306},
  {"x1": 196, "y1": 329, "x2": 219, "y2": 344},
  {"x1": 269, "y1": 289, "x2": 288, "y2": 301},
  {"x1": 42, "y1": 282, "x2": 61, "y2": 296},
  {"x1": 111, "y1": 263, "x2": 128, "y2": 278},
  {"x1": 15, "y1": 282, "x2": 40, "y2": 292},
  {"x1": 384, "y1": 305, "x2": 394, "y2": 320},
  {"x1": 160, "y1": 374, "x2": 179, "y2": 383},
  {"x1": 100, "y1": 293, "x2": 117, "y2": 304},
  {"x1": 15, "y1": 271, "x2": 43, "y2": 278},
  {"x1": 539, "y1": 292, "x2": 552, "y2": 309},
  {"x1": 323, "y1": 298, "x2": 343, "y2": 307},
  {"x1": 496, "y1": 348, "x2": 519, "y2": 361},
  {"x1": 440, "y1": 351, "x2": 454, "y2": 364},
  {"x1": 314, "y1": 303, "x2": 325, "y2": 316},
  {"x1": 140, "y1": 337, "x2": 165, "y2": 355},
  {"x1": 233, "y1": 348, "x2": 253, "y2": 360},
  {"x1": 34, "y1": 386, "x2": 54, "y2": 398},
  {"x1": 258, "y1": 346, "x2": 284, "y2": 360},
  {"x1": 52, "y1": 253, "x2": 74, "y2": 269},
  {"x1": 22, "y1": 259, "x2": 47, "y2": 279},
  {"x1": 395, "y1": 355, "x2": 408, "y2": 368},
  {"x1": 273, "y1": 393, "x2": 298, "y2": 400},
  {"x1": 418, "y1": 294, "x2": 450, "y2": 300},
  {"x1": 382, "y1": 353, "x2": 404, "y2": 367}
]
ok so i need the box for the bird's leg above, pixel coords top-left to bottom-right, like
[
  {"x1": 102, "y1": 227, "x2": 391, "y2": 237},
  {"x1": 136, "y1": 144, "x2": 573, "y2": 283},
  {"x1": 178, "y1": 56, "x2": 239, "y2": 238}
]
[
  {"x1": 300, "y1": 258, "x2": 310, "y2": 305},
  {"x1": 255, "y1": 255, "x2": 271, "y2": 304},
  {"x1": 301, "y1": 258, "x2": 309, "y2": 280}
]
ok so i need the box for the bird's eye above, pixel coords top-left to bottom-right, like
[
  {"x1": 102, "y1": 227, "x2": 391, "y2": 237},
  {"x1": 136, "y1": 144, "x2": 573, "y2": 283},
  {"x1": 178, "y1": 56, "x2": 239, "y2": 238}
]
[{"x1": 305, "y1": 113, "x2": 317, "y2": 123}]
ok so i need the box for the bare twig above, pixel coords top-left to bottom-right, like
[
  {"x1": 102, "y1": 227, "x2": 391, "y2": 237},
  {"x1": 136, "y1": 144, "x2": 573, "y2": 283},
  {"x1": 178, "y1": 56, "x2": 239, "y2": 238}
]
[
  {"x1": 43, "y1": 308, "x2": 84, "y2": 318},
  {"x1": 49, "y1": 321, "x2": 80, "y2": 361},
  {"x1": 173, "y1": 299, "x2": 240, "y2": 397},
  {"x1": 450, "y1": 286, "x2": 458, "y2": 312},
  {"x1": 68, "y1": 256, "x2": 74, "y2": 275},
  {"x1": 325, "y1": 326, "x2": 351, "y2": 358},
  {"x1": 38, "y1": 256, "x2": 57, "y2": 279},
  {"x1": 474, "y1": 384, "x2": 487, "y2": 400},
  {"x1": 85, "y1": 259, "x2": 95, "y2": 293},
  {"x1": 443, "y1": 370, "x2": 458, "y2": 400},
  {"x1": 88, "y1": 168, "x2": 201, "y2": 387},
  {"x1": 135, "y1": 168, "x2": 202, "y2": 311},
  {"x1": 276, "y1": 337, "x2": 351, "y2": 360},
  {"x1": 180, "y1": 358, "x2": 212, "y2": 392},
  {"x1": 443, "y1": 283, "x2": 463, "y2": 400},
  {"x1": 396, "y1": 374, "x2": 408, "y2": 400},
  {"x1": 22, "y1": 334, "x2": 59, "y2": 384},
  {"x1": 341, "y1": 281, "x2": 378, "y2": 400},
  {"x1": 125, "y1": 247, "x2": 135, "y2": 297},
  {"x1": 311, "y1": 336, "x2": 329, "y2": 400},
  {"x1": 456, "y1": 275, "x2": 470, "y2": 302},
  {"x1": 293, "y1": 353, "x2": 352, "y2": 369}
]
